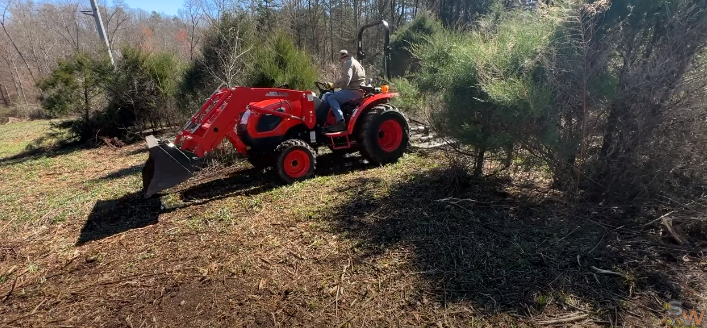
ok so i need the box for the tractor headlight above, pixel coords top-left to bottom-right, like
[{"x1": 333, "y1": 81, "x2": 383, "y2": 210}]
[{"x1": 240, "y1": 110, "x2": 252, "y2": 124}]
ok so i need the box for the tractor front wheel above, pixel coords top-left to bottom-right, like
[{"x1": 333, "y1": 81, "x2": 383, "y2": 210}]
[
  {"x1": 275, "y1": 139, "x2": 316, "y2": 183},
  {"x1": 358, "y1": 105, "x2": 409, "y2": 164}
]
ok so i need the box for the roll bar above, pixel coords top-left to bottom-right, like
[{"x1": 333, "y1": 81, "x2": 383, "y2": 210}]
[{"x1": 356, "y1": 20, "x2": 391, "y2": 80}]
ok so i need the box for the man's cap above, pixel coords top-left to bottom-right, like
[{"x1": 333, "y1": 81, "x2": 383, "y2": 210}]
[{"x1": 339, "y1": 50, "x2": 350, "y2": 59}]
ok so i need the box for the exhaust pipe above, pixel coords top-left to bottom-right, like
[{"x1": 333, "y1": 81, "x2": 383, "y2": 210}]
[{"x1": 142, "y1": 135, "x2": 198, "y2": 198}]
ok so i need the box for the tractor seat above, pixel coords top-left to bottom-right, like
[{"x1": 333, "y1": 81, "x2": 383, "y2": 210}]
[{"x1": 360, "y1": 85, "x2": 376, "y2": 94}]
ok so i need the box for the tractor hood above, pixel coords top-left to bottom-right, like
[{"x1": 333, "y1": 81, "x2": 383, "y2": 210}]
[{"x1": 248, "y1": 99, "x2": 291, "y2": 113}]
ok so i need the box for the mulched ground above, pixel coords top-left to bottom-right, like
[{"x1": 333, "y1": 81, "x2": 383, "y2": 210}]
[{"x1": 1, "y1": 137, "x2": 706, "y2": 327}]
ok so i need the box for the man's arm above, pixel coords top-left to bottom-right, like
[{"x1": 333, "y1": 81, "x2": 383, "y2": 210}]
[{"x1": 334, "y1": 60, "x2": 353, "y2": 89}]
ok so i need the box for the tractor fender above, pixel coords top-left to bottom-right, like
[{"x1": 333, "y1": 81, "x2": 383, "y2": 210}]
[{"x1": 347, "y1": 92, "x2": 398, "y2": 135}]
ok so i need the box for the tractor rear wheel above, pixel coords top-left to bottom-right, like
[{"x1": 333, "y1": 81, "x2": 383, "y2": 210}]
[
  {"x1": 358, "y1": 105, "x2": 409, "y2": 164},
  {"x1": 275, "y1": 139, "x2": 316, "y2": 183}
]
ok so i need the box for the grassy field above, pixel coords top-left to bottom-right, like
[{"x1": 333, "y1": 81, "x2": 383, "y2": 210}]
[{"x1": 1, "y1": 120, "x2": 706, "y2": 327}]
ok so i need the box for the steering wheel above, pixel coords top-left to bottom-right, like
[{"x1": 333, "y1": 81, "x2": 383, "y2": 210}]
[{"x1": 314, "y1": 81, "x2": 333, "y2": 95}]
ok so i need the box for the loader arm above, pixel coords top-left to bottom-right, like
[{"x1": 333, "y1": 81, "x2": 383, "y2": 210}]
[
  {"x1": 175, "y1": 86, "x2": 315, "y2": 157},
  {"x1": 141, "y1": 86, "x2": 316, "y2": 198}
]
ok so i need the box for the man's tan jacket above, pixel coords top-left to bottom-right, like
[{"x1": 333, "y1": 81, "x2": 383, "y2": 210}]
[{"x1": 335, "y1": 57, "x2": 366, "y2": 90}]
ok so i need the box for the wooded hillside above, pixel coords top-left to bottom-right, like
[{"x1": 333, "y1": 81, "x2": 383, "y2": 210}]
[{"x1": 0, "y1": 0, "x2": 536, "y2": 112}]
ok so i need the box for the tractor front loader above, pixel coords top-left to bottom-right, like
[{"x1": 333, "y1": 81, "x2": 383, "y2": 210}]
[
  {"x1": 141, "y1": 20, "x2": 411, "y2": 198},
  {"x1": 141, "y1": 86, "x2": 314, "y2": 197}
]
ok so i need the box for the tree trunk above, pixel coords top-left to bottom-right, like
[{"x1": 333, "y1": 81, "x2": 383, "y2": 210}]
[
  {"x1": 329, "y1": 0, "x2": 334, "y2": 62},
  {"x1": 1, "y1": 22, "x2": 39, "y2": 87},
  {"x1": 390, "y1": 0, "x2": 395, "y2": 25},
  {"x1": 0, "y1": 84, "x2": 8, "y2": 106},
  {"x1": 10, "y1": 58, "x2": 27, "y2": 104},
  {"x1": 592, "y1": 100, "x2": 627, "y2": 200},
  {"x1": 503, "y1": 143, "x2": 513, "y2": 169},
  {"x1": 598, "y1": 101, "x2": 622, "y2": 162},
  {"x1": 474, "y1": 146, "x2": 486, "y2": 177},
  {"x1": 6, "y1": 60, "x2": 21, "y2": 103},
  {"x1": 84, "y1": 81, "x2": 91, "y2": 134},
  {"x1": 398, "y1": 0, "x2": 405, "y2": 26},
  {"x1": 354, "y1": 0, "x2": 359, "y2": 27}
]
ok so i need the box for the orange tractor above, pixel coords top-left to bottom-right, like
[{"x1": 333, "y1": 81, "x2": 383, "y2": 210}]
[{"x1": 141, "y1": 20, "x2": 410, "y2": 197}]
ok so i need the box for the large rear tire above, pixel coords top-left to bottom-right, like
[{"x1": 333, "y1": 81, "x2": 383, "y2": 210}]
[
  {"x1": 275, "y1": 139, "x2": 316, "y2": 183},
  {"x1": 357, "y1": 105, "x2": 409, "y2": 164}
]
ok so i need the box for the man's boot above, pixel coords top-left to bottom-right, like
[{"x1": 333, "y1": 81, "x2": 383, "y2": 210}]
[{"x1": 324, "y1": 120, "x2": 346, "y2": 133}]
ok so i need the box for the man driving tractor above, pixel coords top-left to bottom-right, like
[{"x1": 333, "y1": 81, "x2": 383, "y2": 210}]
[{"x1": 320, "y1": 49, "x2": 367, "y2": 133}]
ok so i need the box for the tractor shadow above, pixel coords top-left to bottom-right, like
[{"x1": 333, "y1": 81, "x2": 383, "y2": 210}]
[
  {"x1": 315, "y1": 166, "x2": 702, "y2": 325},
  {"x1": 77, "y1": 192, "x2": 167, "y2": 245},
  {"x1": 177, "y1": 152, "x2": 378, "y2": 203},
  {"x1": 88, "y1": 164, "x2": 143, "y2": 183},
  {"x1": 78, "y1": 152, "x2": 376, "y2": 244}
]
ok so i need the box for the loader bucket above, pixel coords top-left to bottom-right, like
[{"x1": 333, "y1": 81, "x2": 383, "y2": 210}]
[{"x1": 142, "y1": 135, "x2": 197, "y2": 198}]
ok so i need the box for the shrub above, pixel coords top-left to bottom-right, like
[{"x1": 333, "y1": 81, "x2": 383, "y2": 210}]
[
  {"x1": 399, "y1": 8, "x2": 560, "y2": 176},
  {"x1": 246, "y1": 31, "x2": 319, "y2": 91},
  {"x1": 178, "y1": 13, "x2": 319, "y2": 112},
  {"x1": 389, "y1": 11, "x2": 443, "y2": 78},
  {"x1": 177, "y1": 11, "x2": 258, "y2": 114},
  {"x1": 103, "y1": 46, "x2": 186, "y2": 140},
  {"x1": 400, "y1": 0, "x2": 707, "y2": 204},
  {"x1": 36, "y1": 52, "x2": 113, "y2": 140}
]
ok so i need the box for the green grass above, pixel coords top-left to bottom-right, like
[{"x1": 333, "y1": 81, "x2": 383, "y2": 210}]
[
  {"x1": 0, "y1": 120, "x2": 53, "y2": 157},
  {"x1": 0, "y1": 120, "x2": 146, "y2": 225}
]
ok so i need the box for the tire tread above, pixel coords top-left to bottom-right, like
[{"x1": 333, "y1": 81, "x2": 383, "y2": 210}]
[
  {"x1": 357, "y1": 105, "x2": 409, "y2": 164},
  {"x1": 275, "y1": 139, "x2": 316, "y2": 183}
]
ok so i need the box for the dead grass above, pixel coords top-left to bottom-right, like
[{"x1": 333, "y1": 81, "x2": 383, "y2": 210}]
[{"x1": 1, "y1": 120, "x2": 706, "y2": 327}]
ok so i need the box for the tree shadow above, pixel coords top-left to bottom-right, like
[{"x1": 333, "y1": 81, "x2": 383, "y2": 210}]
[
  {"x1": 0, "y1": 120, "x2": 90, "y2": 166},
  {"x1": 0, "y1": 139, "x2": 86, "y2": 167},
  {"x1": 315, "y1": 166, "x2": 703, "y2": 324},
  {"x1": 123, "y1": 147, "x2": 147, "y2": 156},
  {"x1": 1, "y1": 122, "x2": 178, "y2": 168}
]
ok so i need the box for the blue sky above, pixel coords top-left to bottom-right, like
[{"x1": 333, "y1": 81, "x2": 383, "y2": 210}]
[{"x1": 116, "y1": 0, "x2": 183, "y2": 16}]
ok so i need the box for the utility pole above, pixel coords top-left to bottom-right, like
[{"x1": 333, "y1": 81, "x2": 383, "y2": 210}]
[{"x1": 82, "y1": 0, "x2": 114, "y2": 66}]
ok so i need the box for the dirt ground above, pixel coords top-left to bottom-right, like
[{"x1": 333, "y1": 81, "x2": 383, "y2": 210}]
[{"x1": 1, "y1": 120, "x2": 706, "y2": 327}]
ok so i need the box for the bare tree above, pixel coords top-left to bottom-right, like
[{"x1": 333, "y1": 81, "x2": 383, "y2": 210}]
[
  {"x1": 1, "y1": 0, "x2": 39, "y2": 89},
  {"x1": 179, "y1": 0, "x2": 204, "y2": 60},
  {"x1": 0, "y1": 46, "x2": 27, "y2": 104},
  {"x1": 102, "y1": 0, "x2": 132, "y2": 53},
  {"x1": 202, "y1": 24, "x2": 254, "y2": 87}
]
